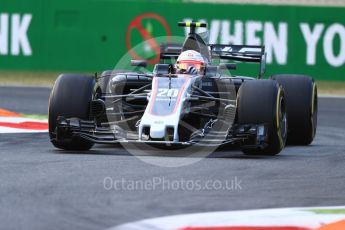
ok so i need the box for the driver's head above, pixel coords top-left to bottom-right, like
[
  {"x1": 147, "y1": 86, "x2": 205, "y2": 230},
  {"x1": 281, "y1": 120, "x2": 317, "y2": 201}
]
[{"x1": 176, "y1": 50, "x2": 205, "y2": 75}]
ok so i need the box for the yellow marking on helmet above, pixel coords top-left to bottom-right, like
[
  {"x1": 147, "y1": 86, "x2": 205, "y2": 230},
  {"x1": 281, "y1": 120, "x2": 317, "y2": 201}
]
[
  {"x1": 196, "y1": 22, "x2": 201, "y2": 27},
  {"x1": 185, "y1": 22, "x2": 191, "y2": 27}
]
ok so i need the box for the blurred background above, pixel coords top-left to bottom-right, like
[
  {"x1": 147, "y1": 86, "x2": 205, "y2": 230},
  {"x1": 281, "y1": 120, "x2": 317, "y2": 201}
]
[{"x1": 0, "y1": 0, "x2": 344, "y2": 93}]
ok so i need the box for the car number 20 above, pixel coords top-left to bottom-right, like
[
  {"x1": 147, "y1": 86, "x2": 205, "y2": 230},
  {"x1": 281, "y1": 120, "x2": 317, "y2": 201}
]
[{"x1": 157, "y1": 88, "x2": 179, "y2": 98}]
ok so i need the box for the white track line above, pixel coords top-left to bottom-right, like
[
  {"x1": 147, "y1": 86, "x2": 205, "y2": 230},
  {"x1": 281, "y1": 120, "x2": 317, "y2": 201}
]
[
  {"x1": 0, "y1": 116, "x2": 48, "y2": 133},
  {"x1": 110, "y1": 206, "x2": 345, "y2": 230}
]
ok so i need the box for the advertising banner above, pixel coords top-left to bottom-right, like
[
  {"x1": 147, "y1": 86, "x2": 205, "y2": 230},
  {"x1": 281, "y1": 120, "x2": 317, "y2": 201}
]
[{"x1": 0, "y1": 0, "x2": 345, "y2": 80}]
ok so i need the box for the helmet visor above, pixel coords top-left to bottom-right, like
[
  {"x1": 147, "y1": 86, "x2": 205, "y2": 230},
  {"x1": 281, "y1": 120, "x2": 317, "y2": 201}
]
[{"x1": 176, "y1": 61, "x2": 204, "y2": 72}]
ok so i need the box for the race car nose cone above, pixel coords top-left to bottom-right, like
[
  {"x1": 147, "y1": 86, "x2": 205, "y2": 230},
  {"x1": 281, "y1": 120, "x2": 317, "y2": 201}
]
[{"x1": 150, "y1": 124, "x2": 165, "y2": 139}]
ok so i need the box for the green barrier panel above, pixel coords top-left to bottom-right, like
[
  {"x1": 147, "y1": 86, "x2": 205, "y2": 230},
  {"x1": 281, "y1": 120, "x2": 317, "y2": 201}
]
[{"x1": 0, "y1": 0, "x2": 345, "y2": 81}]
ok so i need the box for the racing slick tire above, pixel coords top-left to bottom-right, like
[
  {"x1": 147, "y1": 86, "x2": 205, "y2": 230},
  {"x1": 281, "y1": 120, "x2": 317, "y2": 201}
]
[
  {"x1": 238, "y1": 80, "x2": 287, "y2": 155},
  {"x1": 48, "y1": 74, "x2": 95, "y2": 150},
  {"x1": 271, "y1": 74, "x2": 317, "y2": 145}
]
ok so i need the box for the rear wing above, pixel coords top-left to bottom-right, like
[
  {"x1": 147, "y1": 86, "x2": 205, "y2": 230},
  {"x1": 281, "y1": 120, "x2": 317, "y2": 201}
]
[
  {"x1": 210, "y1": 44, "x2": 266, "y2": 78},
  {"x1": 160, "y1": 43, "x2": 266, "y2": 78},
  {"x1": 209, "y1": 45, "x2": 264, "y2": 62}
]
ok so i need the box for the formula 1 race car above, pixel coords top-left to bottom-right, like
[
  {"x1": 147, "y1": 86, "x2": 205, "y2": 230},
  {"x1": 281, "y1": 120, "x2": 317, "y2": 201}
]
[{"x1": 48, "y1": 21, "x2": 318, "y2": 155}]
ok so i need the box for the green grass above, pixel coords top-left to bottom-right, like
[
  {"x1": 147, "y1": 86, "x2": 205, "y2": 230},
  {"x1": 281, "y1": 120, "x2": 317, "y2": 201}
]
[
  {"x1": 0, "y1": 70, "x2": 344, "y2": 94},
  {"x1": 22, "y1": 114, "x2": 48, "y2": 120},
  {"x1": 309, "y1": 208, "x2": 345, "y2": 214},
  {"x1": 0, "y1": 71, "x2": 59, "y2": 87},
  {"x1": 316, "y1": 81, "x2": 345, "y2": 95},
  {"x1": 0, "y1": 71, "x2": 95, "y2": 88}
]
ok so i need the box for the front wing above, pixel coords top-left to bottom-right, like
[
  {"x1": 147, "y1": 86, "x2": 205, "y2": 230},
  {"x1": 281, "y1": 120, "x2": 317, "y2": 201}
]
[{"x1": 54, "y1": 116, "x2": 270, "y2": 150}]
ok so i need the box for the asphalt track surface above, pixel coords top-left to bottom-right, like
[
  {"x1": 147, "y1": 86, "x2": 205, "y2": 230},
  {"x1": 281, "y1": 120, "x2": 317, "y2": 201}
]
[{"x1": 0, "y1": 86, "x2": 344, "y2": 230}]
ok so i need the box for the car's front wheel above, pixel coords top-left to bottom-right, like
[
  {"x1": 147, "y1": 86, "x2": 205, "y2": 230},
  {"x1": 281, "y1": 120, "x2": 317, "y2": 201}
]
[
  {"x1": 271, "y1": 74, "x2": 317, "y2": 145},
  {"x1": 48, "y1": 74, "x2": 95, "y2": 150},
  {"x1": 237, "y1": 80, "x2": 287, "y2": 155}
]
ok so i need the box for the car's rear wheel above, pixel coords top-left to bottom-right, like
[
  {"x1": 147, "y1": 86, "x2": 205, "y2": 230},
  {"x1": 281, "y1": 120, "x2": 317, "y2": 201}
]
[
  {"x1": 238, "y1": 80, "x2": 287, "y2": 155},
  {"x1": 271, "y1": 74, "x2": 317, "y2": 145},
  {"x1": 48, "y1": 74, "x2": 95, "y2": 150},
  {"x1": 99, "y1": 70, "x2": 119, "y2": 94},
  {"x1": 99, "y1": 70, "x2": 145, "y2": 94}
]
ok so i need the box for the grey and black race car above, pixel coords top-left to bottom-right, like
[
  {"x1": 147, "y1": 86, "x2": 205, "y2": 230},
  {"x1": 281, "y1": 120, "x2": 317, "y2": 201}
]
[{"x1": 48, "y1": 21, "x2": 317, "y2": 155}]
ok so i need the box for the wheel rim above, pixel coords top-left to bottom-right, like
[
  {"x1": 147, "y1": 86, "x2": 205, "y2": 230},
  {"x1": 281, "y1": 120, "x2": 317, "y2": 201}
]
[
  {"x1": 276, "y1": 88, "x2": 287, "y2": 148},
  {"x1": 279, "y1": 96, "x2": 287, "y2": 143},
  {"x1": 311, "y1": 83, "x2": 318, "y2": 139}
]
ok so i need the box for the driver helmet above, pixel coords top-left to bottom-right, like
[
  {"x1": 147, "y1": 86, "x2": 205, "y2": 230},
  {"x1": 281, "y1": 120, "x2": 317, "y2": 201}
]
[{"x1": 176, "y1": 50, "x2": 205, "y2": 75}]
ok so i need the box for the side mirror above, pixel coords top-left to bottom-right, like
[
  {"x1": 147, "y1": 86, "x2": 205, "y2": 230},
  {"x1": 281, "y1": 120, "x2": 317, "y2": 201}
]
[
  {"x1": 219, "y1": 63, "x2": 237, "y2": 70},
  {"x1": 131, "y1": 60, "x2": 148, "y2": 68},
  {"x1": 259, "y1": 53, "x2": 266, "y2": 78},
  {"x1": 205, "y1": 66, "x2": 218, "y2": 77},
  {"x1": 153, "y1": 64, "x2": 171, "y2": 76}
]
